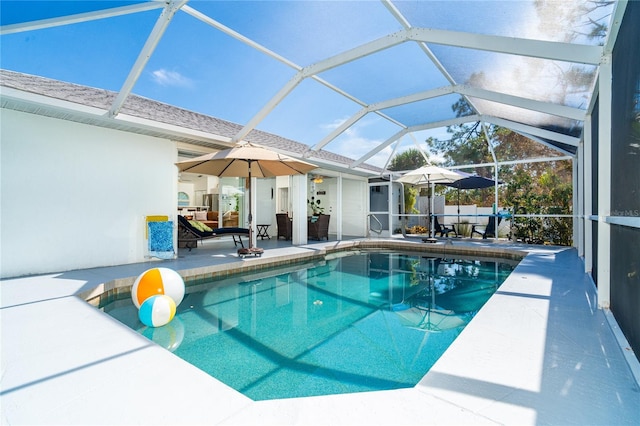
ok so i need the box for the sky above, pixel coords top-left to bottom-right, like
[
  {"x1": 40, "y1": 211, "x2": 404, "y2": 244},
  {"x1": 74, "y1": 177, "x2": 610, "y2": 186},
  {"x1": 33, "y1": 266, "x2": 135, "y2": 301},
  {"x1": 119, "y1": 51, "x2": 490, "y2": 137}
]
[
  {"x1": 0, "y1": 0, "x2": 610, "y2": 168},
  {"x1": 0, "y1": 0, "x2": 460, "y2": 169}
]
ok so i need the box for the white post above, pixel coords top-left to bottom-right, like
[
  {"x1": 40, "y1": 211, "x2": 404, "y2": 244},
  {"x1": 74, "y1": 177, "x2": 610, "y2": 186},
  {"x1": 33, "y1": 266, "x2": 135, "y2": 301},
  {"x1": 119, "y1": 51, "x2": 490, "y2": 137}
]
[
  {"x1": 583, "y1": 115, "x2": 593, "y2": 273},
  {"x1": 494, "y1": 165, "x2": 499, "y2": 213},
  {"x1": 573, "y1": 148, "x2": 586, "y2": 257},
  {"x1": 386, "y1": 180, "x2": 392, "y2": 237},
  {"x1": 250, "y1": 175, "x2": 257, "y2": 248},
  {"x1": 430, "y1": 183, "x2": 435, "y2": 237},
  {"x1": 481, "y1": 122, "x2": 499, "y2": 213},
  {"x1": 597, "y1": 54, "x2": 612, "y2": 309},
  {"x1": 291, "y1": 174, "x2": 308, "y2": 245},
  {"x1": 572, "y1": 155, "x2": 579, "y2": 250},
  {"x1": 336, "y1": 175, "x2": 343, "y2": 240}
]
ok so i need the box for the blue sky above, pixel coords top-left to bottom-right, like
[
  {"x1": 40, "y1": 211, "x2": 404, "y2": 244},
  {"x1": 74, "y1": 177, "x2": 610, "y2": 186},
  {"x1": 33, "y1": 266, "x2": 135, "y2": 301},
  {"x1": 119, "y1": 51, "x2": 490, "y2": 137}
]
[
  {"x1": 3, "y1": 1, "x2": 606, "y2": 168},
  {"x1": 0, "y1": 1, "x2": 462, "y2": 168}
]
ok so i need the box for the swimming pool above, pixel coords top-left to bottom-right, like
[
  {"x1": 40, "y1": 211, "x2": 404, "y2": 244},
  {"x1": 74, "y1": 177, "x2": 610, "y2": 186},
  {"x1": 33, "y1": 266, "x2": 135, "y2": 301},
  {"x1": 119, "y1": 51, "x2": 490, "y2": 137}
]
[{"x1": 106, "y1": 251, "x2": 516, "y2": 400}]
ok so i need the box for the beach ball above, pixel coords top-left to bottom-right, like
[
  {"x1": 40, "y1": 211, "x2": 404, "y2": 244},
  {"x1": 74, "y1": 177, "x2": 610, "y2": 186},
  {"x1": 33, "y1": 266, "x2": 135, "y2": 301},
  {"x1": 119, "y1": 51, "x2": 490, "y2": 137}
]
[
  {"x1": 131, "y1": 267, "x2": 185, "y2": 308},
  {"x1": 141, "y1": 317, "x2": 185, "y2": 352},
  {"x1": 138, "y1": 295, "x2": 176, "y2": 327}
]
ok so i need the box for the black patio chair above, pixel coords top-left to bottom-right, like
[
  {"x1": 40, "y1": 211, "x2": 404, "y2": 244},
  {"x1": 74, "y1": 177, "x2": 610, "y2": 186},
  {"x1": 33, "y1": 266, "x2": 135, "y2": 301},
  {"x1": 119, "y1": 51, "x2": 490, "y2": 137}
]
[
  {"x1": 177, "y1": 215, "x2": 249, "y2": 250},
  {"x1": 471, "y1": 216, "x2": 502, "y2": 239},
  {"x1": 434, "y1": 216, "x2": 457, "y2": 237}
]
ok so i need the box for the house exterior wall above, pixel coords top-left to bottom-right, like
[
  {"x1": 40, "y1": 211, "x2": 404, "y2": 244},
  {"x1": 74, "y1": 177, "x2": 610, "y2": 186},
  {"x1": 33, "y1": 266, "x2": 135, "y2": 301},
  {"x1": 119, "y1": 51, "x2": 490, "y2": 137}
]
[{"x1": 0, "y1": 109, "x2": 177, "y2": 278}]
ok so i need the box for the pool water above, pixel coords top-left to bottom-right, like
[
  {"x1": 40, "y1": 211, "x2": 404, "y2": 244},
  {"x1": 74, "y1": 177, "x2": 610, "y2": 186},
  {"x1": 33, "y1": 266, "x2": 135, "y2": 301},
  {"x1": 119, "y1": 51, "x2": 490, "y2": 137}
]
[{"x1": 107, "y1": 252, "x2": 516, "y2": 400}]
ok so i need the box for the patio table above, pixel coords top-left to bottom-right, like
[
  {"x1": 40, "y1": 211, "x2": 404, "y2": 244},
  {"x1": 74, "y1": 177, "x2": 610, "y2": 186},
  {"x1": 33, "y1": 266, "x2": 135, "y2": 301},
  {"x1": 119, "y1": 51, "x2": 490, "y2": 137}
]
[{"x1": 256, "y1": 224, "x2": 271, "y2": 240}]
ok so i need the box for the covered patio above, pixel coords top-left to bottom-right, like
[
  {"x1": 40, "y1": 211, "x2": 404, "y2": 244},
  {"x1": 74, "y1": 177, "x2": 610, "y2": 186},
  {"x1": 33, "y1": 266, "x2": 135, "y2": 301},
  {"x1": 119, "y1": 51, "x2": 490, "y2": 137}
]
[{"x1": 1, "y1": 1, "x2": 639, "y2": 423}]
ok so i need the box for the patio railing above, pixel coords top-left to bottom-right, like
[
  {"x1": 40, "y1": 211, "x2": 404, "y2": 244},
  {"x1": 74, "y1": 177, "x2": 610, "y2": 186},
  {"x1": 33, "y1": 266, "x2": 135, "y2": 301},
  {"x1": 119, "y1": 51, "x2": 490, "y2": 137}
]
[
  {"x1": 392, "y1": 212, "x2": 573, "y2": 246},
  {"x1": 367, "y1": 213, "x2": 384, "y2": 237}
]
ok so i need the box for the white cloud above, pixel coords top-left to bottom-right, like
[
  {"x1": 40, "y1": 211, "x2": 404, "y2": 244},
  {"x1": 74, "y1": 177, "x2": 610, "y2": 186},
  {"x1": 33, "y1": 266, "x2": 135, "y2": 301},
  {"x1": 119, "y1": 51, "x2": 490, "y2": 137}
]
[
  {"x1": 319, "y1": 117, "x2": 429, "y2": 170},
  {"x1": 320, "y1": 116, "x2": 350, "y2": 131},
  {"x1": 319, "y1": 119, "x2": 453, "y2": 170},
  {"x1": 324, "y1": 127, "x2": 392, "y2": 170},
  {"x1": 150, "y1": 69, "x2": 193, "y2": 88}
]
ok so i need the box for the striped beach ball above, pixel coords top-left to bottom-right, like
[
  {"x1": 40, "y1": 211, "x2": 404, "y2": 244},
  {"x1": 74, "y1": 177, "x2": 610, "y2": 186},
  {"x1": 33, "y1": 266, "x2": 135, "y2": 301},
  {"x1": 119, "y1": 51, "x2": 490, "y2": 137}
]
[
  {"x1": 138, "y1": 295, "x2": 176, "y2": 327},
  {"x1": 141, "y1": 317, "x2": 185, "y2": 351},
  {"x1": 131, "y1": 267, "x2": 185, "y2": 308}
]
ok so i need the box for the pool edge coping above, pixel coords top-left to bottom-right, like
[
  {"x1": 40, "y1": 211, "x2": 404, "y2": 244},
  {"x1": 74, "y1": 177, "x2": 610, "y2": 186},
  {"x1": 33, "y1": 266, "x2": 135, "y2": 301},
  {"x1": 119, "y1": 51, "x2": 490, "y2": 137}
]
[{"x1": 79, "y1": 239, "x2": 528, "y2": 308}]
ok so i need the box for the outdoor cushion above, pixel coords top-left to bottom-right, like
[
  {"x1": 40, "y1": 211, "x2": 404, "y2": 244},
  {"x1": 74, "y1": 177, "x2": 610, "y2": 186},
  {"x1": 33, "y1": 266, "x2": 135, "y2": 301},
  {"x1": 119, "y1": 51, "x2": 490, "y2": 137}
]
[
  {"x1": 179, "y1": 215, "x2": 214, "y2": 237},
  {"x1": 189, "y1": 219, "x2": 213, "y2": 232}
]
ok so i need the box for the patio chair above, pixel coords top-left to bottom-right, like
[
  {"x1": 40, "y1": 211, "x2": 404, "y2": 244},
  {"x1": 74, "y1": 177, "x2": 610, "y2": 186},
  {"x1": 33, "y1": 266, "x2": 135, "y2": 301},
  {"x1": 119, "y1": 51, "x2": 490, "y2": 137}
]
[
  {"x1": 471, "y1": 215, "x2": 501, "y2": 239},
  {"x1": 276, "y1": 213, "x2": 292, "y2": 240},
  {"x1": 434, "y1": 216, "x2": 457, "y2": 237},
  {"x1": 308, "y1": 214, "x2": 330, "y2": 240},
  {"x1": 177, "y1": 215, "x2": 249, "y2": 250}
]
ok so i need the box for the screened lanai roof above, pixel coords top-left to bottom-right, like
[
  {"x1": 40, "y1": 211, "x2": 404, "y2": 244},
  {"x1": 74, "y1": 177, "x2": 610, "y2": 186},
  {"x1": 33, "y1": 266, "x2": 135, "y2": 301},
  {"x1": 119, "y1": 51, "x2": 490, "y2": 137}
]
[{"x1": 0, "y1": 0, "x2": 626, "y2": 170}]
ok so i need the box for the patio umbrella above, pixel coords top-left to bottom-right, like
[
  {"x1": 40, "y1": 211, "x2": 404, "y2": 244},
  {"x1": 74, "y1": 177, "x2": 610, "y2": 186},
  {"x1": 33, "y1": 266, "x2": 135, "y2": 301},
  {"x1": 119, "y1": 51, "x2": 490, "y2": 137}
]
[
  {"x1": 396, "y1": 165, "x2": 463, "y2": 186},
  {"x1": 397, "y1": 166, "x2": 463, "y2": 237},
  {"x1": 436, "y1": 284, "x2": 496, "y2": 314},
  {"x1": 176, "y1": 142, "x2": 317, "y2": 255},
  {"x1": 444, "y1": 175, "x2": 499, "y2": 235}
]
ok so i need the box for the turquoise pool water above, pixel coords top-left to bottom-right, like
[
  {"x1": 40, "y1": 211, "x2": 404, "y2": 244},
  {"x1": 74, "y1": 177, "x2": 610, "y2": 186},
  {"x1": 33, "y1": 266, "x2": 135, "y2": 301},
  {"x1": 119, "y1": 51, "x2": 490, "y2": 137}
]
[{"x1": 107, "y1": 252, "x2": 516, "y2": 400}]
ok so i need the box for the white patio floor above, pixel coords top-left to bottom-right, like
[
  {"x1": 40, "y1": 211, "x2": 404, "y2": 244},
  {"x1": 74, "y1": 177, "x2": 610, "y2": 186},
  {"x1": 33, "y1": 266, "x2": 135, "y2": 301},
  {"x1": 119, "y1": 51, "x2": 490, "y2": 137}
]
[{"x1": 1, "y1": 236, "x2": 638, "y2": 425}]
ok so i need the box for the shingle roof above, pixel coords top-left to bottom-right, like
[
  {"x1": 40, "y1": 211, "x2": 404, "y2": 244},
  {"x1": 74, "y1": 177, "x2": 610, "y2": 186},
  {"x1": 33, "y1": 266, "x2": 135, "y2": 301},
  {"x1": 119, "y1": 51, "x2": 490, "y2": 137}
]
[{"x1": 0, "y1": 69, "x2": 382, "y2": 175}]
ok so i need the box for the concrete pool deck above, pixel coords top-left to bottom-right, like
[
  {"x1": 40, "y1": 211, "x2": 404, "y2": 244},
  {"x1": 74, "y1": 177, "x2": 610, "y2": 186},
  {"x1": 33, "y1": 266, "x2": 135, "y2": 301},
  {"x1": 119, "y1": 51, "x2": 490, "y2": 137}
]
[{"x1": 1, "y1": 237, "x2": 639, "y2": 425}]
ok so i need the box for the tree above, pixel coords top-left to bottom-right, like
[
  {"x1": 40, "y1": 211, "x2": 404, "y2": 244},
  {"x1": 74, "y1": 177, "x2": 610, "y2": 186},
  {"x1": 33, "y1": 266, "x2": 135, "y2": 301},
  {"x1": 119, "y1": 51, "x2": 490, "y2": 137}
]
[
  {"x1": 388, "y1": 148, "x2": 429, "y2": 215},
  {"x1": 387, "y1": 148, "x2": 428, "y2": 172},
  {"x1": 426, "y1": 101, "x2": 573, "y2": 244},
  {"x1": 498, "y1": 158, "x2": 573, "y2": 245}
]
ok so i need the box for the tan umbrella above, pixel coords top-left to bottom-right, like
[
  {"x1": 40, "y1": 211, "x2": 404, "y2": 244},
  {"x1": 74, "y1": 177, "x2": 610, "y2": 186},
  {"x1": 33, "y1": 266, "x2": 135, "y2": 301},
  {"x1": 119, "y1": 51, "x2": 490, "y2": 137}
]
[
  {"x1": 397, "y1": 166, "x2": 463, "y2": 237},
  {"x1": 176, "y1": 142, "x2": 317, "y2": 255},
  {"x1": 396, "y1": 165, "x2": 462, "y2": 186}
]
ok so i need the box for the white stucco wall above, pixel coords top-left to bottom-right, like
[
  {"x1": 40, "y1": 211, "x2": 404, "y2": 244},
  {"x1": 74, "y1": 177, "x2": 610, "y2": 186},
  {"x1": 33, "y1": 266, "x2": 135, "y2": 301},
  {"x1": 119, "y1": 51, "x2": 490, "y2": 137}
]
[
  {"x1": 255, "y1": 178, "x2": 276, "y2": 226},
  {"x1": 1, "y1": 109, "x2": 177, "y2": 278}
]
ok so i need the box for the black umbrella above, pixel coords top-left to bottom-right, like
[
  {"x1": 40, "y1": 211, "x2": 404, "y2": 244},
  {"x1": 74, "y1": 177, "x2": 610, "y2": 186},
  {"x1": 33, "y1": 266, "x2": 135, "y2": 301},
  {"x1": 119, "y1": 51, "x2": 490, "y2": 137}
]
[{"x1": 445, "y1": 175, "x2": 499, "y2": 235}]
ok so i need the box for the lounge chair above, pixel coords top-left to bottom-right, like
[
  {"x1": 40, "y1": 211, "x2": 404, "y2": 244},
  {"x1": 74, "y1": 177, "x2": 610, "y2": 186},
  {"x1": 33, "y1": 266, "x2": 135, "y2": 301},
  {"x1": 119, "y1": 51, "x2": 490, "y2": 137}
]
[
  {"x1": 308, "y1": 214, "x2": 330, "y2": 240},
  {"x1": 177, "y1": 215, "x2": 249, "y2": 250},
  {"x1": 471, "y1": 215, "x2": 501, "y2": 239},
  {"x1": 434, "y1": 216, "x2": 457, "y2": 237},
  {"x1": 276, "y1": 213, "x2": 292, "y2": 240}
]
